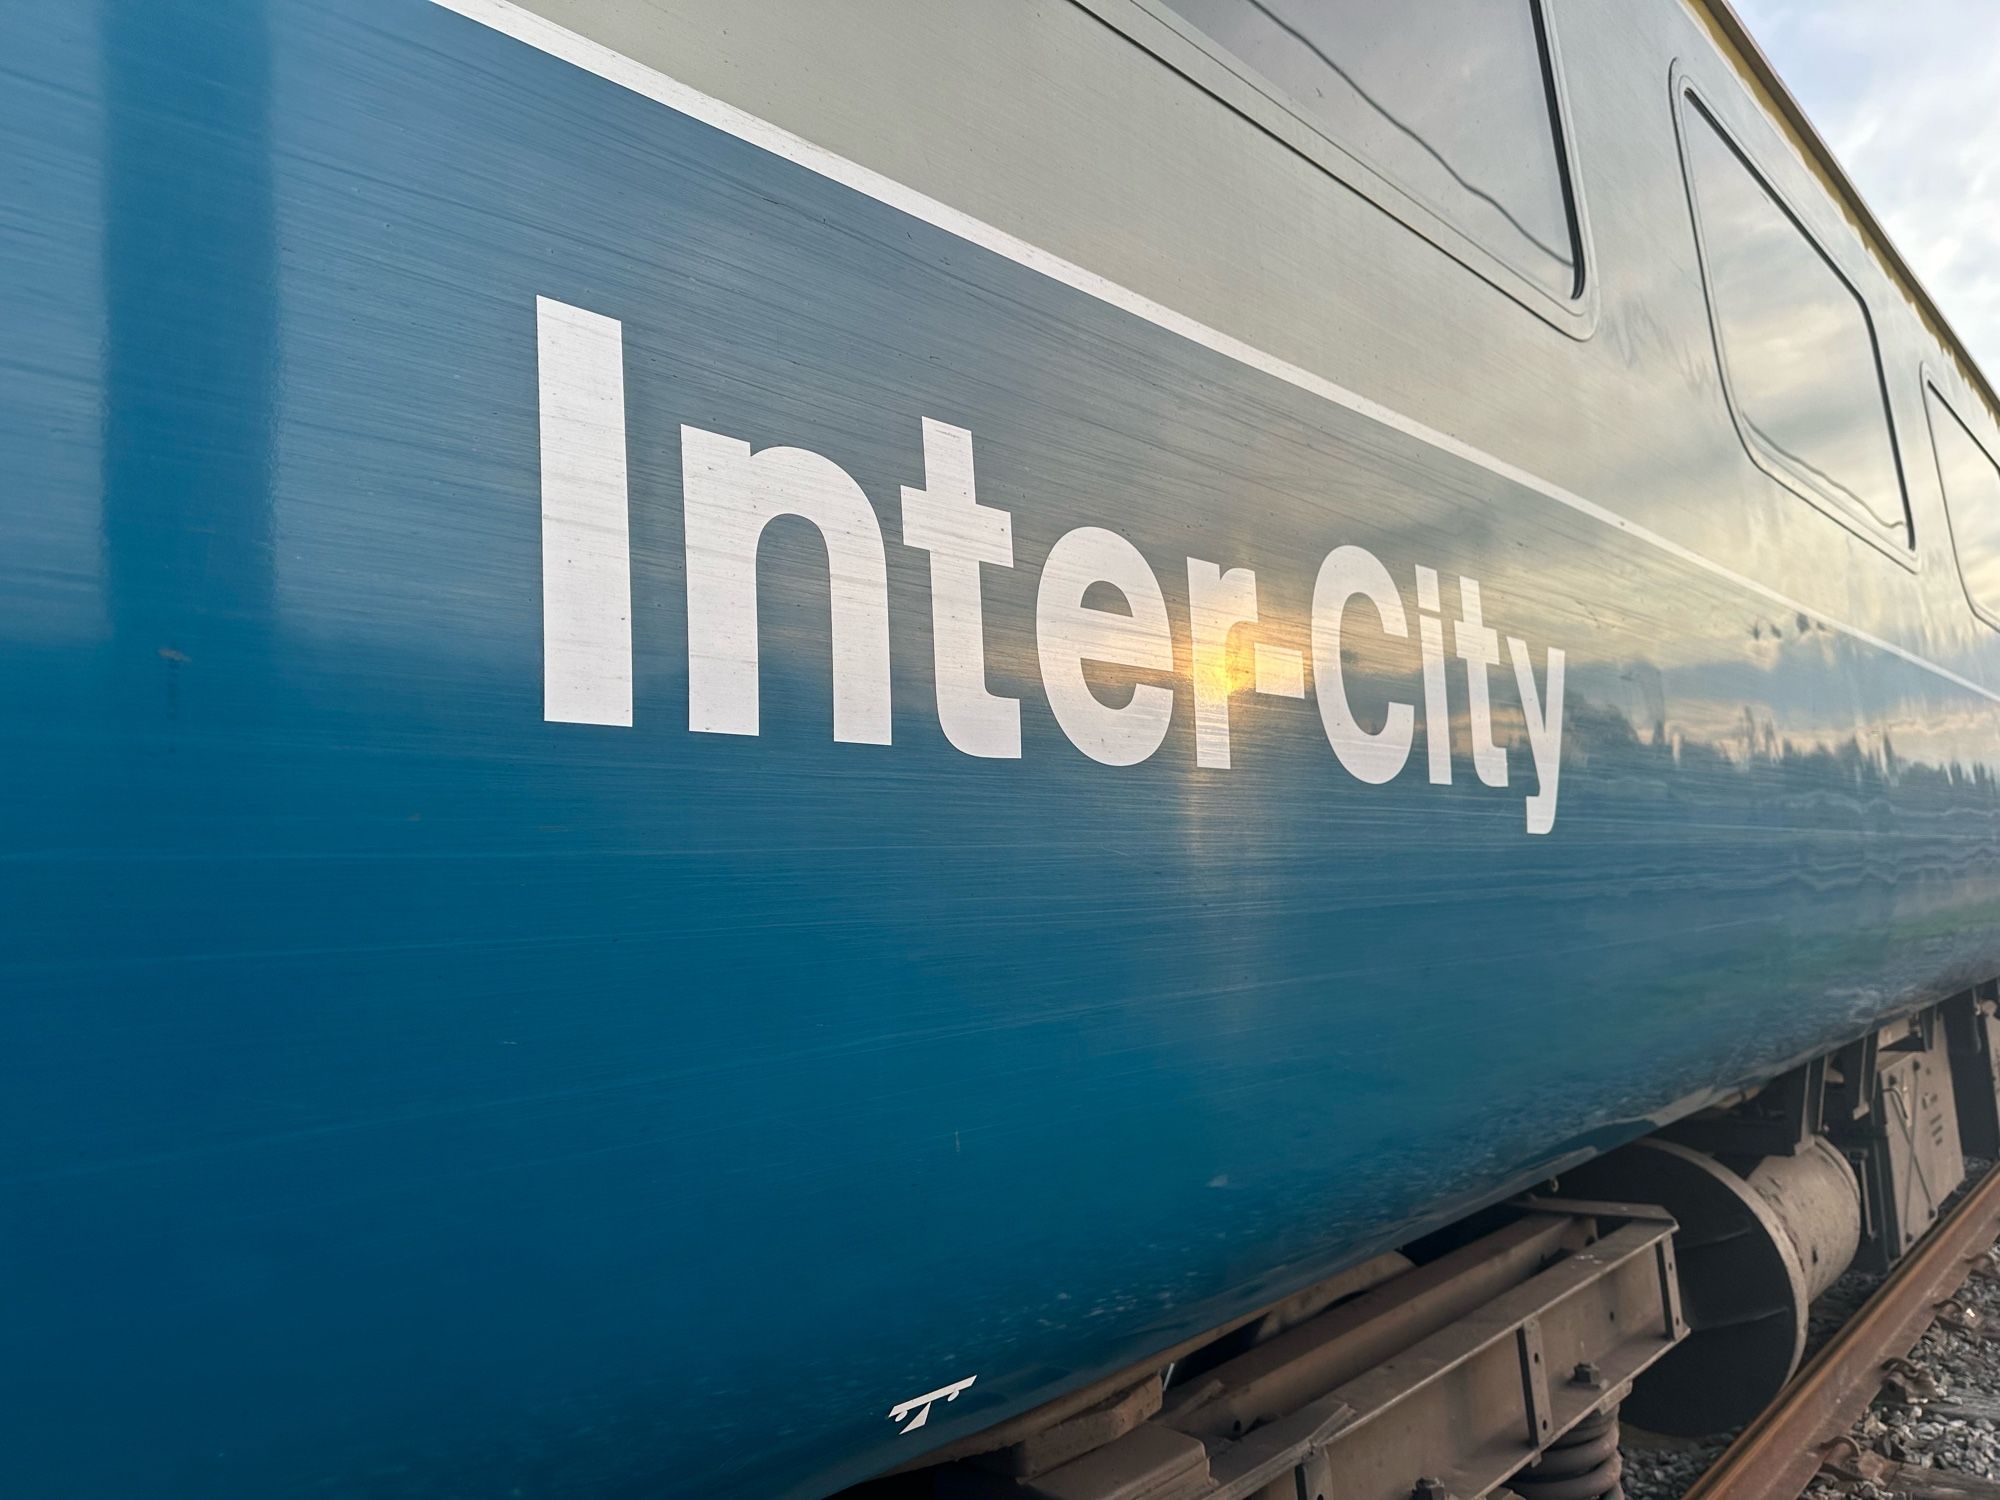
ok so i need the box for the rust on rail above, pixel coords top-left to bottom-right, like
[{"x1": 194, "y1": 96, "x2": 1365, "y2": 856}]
[{"x1": 1684, "y1": 1161, "x2": 2000, "y2": 1500}]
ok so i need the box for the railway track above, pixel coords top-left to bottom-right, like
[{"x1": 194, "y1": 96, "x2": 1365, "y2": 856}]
[{"x1": 1680, "y1": 1162, "x2": 2000, "y2": 1500}]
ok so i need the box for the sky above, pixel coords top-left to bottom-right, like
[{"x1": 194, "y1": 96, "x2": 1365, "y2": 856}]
[{"x1": 1735, "y1": 0, "x2": 2000, "y2": 381}]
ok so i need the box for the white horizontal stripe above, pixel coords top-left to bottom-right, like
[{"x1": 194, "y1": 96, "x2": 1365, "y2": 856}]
[{"x1": 434, "y1": 0, "x2": 2000, "y2": 708}]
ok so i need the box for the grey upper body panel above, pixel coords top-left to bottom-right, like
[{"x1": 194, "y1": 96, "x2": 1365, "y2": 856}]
[{"x1": 520, "y1": 0, "x2": 2000, "y2": 701}]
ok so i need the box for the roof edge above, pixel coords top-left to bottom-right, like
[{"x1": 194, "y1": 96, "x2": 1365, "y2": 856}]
[{"x1": 1688, "y1": 0, "x2": 2000, "y2": 426}]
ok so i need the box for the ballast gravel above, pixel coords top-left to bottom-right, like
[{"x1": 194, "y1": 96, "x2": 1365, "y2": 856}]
[{"x1": 1619, "y1": 1430, "x2": 1730, "y2": 1500}]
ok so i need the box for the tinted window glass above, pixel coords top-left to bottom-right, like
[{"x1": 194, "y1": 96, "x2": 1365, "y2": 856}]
[
  {"x1": 1682, "y1": 99, "x2": 1908, "y2": 547},
  {"x1": 1156, "y1": 0, "x2": 1578, "y2": 300},
  {"x1": 1928, "y1": 387, "x2": 2000, "y2": 623}
]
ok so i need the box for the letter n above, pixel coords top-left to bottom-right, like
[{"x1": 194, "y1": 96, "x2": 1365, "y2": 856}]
[{"x1": 681, "y1": 426, "x2": 892, "y2": 743}]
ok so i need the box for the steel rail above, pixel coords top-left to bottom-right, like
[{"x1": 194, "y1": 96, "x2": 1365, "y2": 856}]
[{"x1": 1682, "y1": 1161, "x2": 2000, "y2": 1500}]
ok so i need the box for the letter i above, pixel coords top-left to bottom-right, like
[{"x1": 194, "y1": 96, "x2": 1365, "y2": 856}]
[{"x1": 1414, "y1": 566, "x2": 1451, "y2": 784}]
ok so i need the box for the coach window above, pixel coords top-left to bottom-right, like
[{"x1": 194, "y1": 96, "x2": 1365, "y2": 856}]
[
  {"x1": 1144, "y1": 0, "x2": 1583, "y2": 309},
  {"x1": 1926, "y1": 385, "x2": 2000, "y2": 626},
  {"x1": 1680, "y1": 93, "x2": 1911, "y2": 555}
]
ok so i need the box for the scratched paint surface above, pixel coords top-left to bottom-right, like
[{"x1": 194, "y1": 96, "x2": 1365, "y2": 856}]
[{"x1": 5, "y1": 3, "x2": 2000, "y2": 1496}]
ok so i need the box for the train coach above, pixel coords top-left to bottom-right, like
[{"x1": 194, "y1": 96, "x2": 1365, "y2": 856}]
[{"x1": 8, "y1": 0, "x2": 2000, "y2": 1496}]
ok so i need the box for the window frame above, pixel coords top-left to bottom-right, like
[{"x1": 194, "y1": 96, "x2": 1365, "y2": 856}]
[
  {"x1": 1672, "y1": 70, "x2": 1915, "y2": 568},
  {"x1": 1922, "y1": 372, "x2": 2000, "y2": 631},
  {"x1": 1069, "y1": 0, "x2": 1599, "y2": 339}
]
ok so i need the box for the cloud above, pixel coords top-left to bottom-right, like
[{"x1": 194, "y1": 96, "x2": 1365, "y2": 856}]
[{"x1": 1734, "y1": 0, "x2": 2000, "y2": 383}]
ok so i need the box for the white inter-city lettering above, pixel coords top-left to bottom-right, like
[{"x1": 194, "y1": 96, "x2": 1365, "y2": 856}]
[
  {"x1": 1510, "y1": 635, "x2": 1567, "y2": 836},
  {"x1": 1413, "y1": 565, "x2": 1451, "y2": 785},
  {"x1": 1455, "y1": 576, "x2": 1510, "y2": 789},
  {"x1": 536, "y1": 299, "x2": 1569, "y2": 833},
  {"x1": 535, "y1": 296, "x2": 633, "y2": 728},
  {"x1": 1037, "y1": 526, "x2": 1177, "y2": 768},
  {"x1": 1187, "y1": 558, "x2": 1260, "y2": 771},
  {"x1": 1312, "y1": 544, "x2": 1415, "y2": 788},
  {"x1": 900, "y1": 418, "x2": 1020, "y2": 760},
  {"x1": 681, "y1": 426, "x2": 893, "y2": 745}
]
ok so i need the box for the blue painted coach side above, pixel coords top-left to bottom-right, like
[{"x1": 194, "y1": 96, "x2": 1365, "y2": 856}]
[{"x1": 5, "y1": 2, "x2": 2000, "y2": 1496}]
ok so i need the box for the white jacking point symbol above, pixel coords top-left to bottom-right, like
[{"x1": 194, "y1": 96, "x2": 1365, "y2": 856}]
[{"x1": 888, "y1": 1376, "x2": 977, "y2": 1434}]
